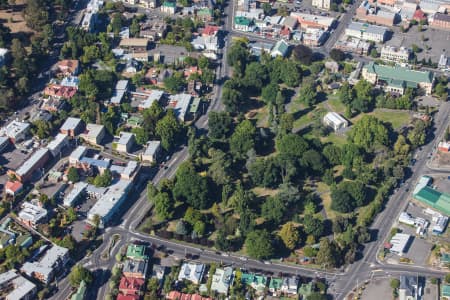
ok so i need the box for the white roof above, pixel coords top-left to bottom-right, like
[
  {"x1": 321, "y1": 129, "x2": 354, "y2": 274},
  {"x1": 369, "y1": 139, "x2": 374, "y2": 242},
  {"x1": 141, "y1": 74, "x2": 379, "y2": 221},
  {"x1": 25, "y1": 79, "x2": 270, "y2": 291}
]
[
  {"x1": 0, "y1": 270, "x2": 18, "y2": 286},
  {"x1": 60, "y1": 117, "x2": 82, "y2": 132},
  {"x1": 399, "y1": 212, "x2": 415, "y2": 225},
  {"x1": 47, "y1": 133, "x2": 68, "y2": 152},
  {"x1": 347, "y1": 21, "x2": 388, "y2": 35},
  {"x1": 0, "y1": 48, "x2": 8, "y2": 56},
  {"x1": 39, "y1": 245, "x2": 69, "y2": 268},
  {"x1": 390, "y1": 233, "x2": 411, "y2": 254},
  {"x1": 83, "y1": 123, "x2": 104, "y2": 139},
  {"x1": 118, "y1": 132, "x2": 135, "y2": 145},
  {"x1": 70, "y1": 146, "x2": 87, "y2": 162},
  {"x1": 168, "y1": 93, "x2": 192, "y2": 121},
  {"x1": 122, "y1": 161, "x2": 138, "y2": 178},
  {"x1": 211, "y1": 267, "x2": 233, "y2": 294},
  {"x1": 0, "y1": 120, "x2": 30, "y2": 139},
  {"x1": 324, "y1": 112, "x2": 348, "y2": 126},
  {"x1": 116, "y1": 80, "x2": 129, "y2": 91},
  {"x1": 144, "y1": 141, "x2": 161, "y2": 157},
  {"x1": 21, "y1": 262, "x2": 52, "y2": 281},
  {"x1": 16, "y1": 148, "x2": 49, "y2": 177},
  {"x1": 18, "y1": 202, "x2": 47, "y2": 224},
  {"x1": 290, "y1": 12, "x2": 335, "y2": 28},
  {"x1": 6, "y1": 275, "x2": 36, "y2": 300},
  {"x1": 178, "y1": 262, "x2": 205, "y2": 284},
  {"x1": 110, "y1": 89, "x2": 126, "y2": 105},
  {"x1": 138, "y1": 90, "x2": 164, "y2": 109},
  {"x1": 64, "y1": 182, "x2": 88, "y2": 206}
]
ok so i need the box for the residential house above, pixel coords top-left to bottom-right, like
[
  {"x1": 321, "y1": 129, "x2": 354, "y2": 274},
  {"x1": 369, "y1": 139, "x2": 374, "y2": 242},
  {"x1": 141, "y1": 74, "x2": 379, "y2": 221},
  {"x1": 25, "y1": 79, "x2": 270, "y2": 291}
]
[
  {"x1": 151, "y1": 265, "x2": 166, "y2": 286},
  {"x1": 123, "y1": 259, "x2": 149, "y2": 279},
  {"x1": 115, "y1": 132, "x2": 135, "y2": 153},
  {"x1": 241, "y1": 273, "x2": 268, "y2": 292},
  {"x1": 283, "y1": 16, "x2": 298, "y2": 30},
  {"x1": 167, "y1": 93, "x2": 193, "y2": 122},
  {"x1": 80, "y1": 123, "x2": 105, "y2": 146},
  {"x1": 56, "y1": 59, "x2": 80, "y2": 77},
  {"x1": 312, "y1": 0, "x2": 331, "y2": 10},
  {"x1": 438, "y1": 141, "x2": 450, "y2": 152},
  {"x1": 399, "y1": 275, "x2": 419, "y2": 300},
  {"x1": 0, "y1": 229, "x2": 15, "y2": 249},
  {"x1": 161, "y1": 1, "x2": 176, "y2": 14},
  {"x1": 5, "y1": 181, "x2": 23, "y2": 196},
  {"x1": 133, "y1": 89, "x2": 164, "y2": 111},
  {"x1": 345, "y1": 22, "x2": 388, "y2": 42},
  {"x1": 119, "y1": 38, "x2": 149, "y2": 52},
  {"x1": 271, "y1": 39, "x2": 290, "y2": 57},
  {"x1": 362, "y1": 62, "x2": 434, "y2": 95},
  {"x1": 111, "y1": 80, "x2": 129, "y2": 105},
  {"x1": 380, "y1": 46, "x2": 411, "y2": 63},
  {"x1": 140, "y1": 19, "x2": 167, "y2": 41},
  {"x1": 280, "y1": 27, "x2": 291, "y2": 40},
  {"x1": 60, "y1": 117, "x2": 83, "y2": 137},
  {"x1": 211, "y1": 267, "x2": 233, "y2": 295},
  {"x1": 178, "y1": 263, "x2": 205, "y2": 284},
  {"x1": 60, "y1": 76, "x2": 80, "y2": 88},
  {"x1": 325, "y1": 61, "x2": 339, "y2": 73},
  {"x1": 430, "y1": 12, "x2": 450, "y2": 30},
  {"x1": 234, "y1": 16, "x2": 254, "y2": 32},
  {"x1": 43, "y1": 84, "x2": 77, "y2": 100},
  {"x1": 119, "y1": 276, "x2": 145, "y2": 296},
  {"x1": 323, "y1": 112, "x2": 348, "y2": 131},
  {"x1": 268, "y1": 277, "x2": 283, "y2": 295},
  {"x1": 281, "y1": 276, "x2": 299, "y2": 295},
  {"x1": 191, "y1": 35, "x2": 219, "y2": 53},
  {"x1": 132, "y1": 52, "x2": 149, "y2": 62},
  {"x1": 9, "y1": 148, "x2": 50, "y2": 182},
  {"x1": 126, "y1": 244, "x2": 150, "y2": 261},
  {"x1": 298, "y1": 282, "x2": 313, "y2": 298},
  {"x1": 249, "y1": 42, "x2": 274, "y2": 57},
  {"x1": 141, "y1": 141, "x2": 161, "y2": 163},
  {"x1": 202, "y1": 25, "x2": 220, "y2": 37},
  {"x1": 0, "y1": 120, "x2": 30, "y2": 143}
]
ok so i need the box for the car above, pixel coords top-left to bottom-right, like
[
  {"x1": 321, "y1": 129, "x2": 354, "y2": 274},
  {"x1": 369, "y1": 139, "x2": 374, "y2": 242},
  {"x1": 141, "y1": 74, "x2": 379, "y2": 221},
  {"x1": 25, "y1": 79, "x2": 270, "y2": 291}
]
[
  {"x1": 264, "y1": 260, "x2": 272, "y2": 265},
  {"x1": 221, "y1": 253, "x2": 230, "y2": 257},
  {"x1": 239, "y1": 257, "x2": 248, "y2": 261}
]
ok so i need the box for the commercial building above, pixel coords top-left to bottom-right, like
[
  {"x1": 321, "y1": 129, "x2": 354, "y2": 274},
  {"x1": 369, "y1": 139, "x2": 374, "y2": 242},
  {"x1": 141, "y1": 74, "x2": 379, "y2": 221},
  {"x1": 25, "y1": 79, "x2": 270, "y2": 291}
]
[
  {"x1": 362, "y1": 62, "x2": 434, "y2": 95},
  {"x1": 356, "y1": 1, "x2": 397, "y2": 26},
  {"x1": 69, "y1": 146, "x2": 87, "y2": 166},
  {"x1": 211, "y1": 267, "x2": 233, "y2": 295},
  {"x1": 302, "y1": 28, "x2": 327, "y2": 46},
  {"x1": 0, "y1": 120, "x2": 30, "y2": 143},
  {"x1": 111, "y1": 80, "x2": 129, "y2": 105},
  {"x1": 0, "y1": 270, "x2": 37, "y2": 300},
  {"x1": 399, "y1": 275, "x2": 419, "y2": 300},
  {"x1": 122, "y1": 259, "x2": 149, "y2": 279},
  {"x1": 413, "y1": 177, "x2": 450, "y2": 216},
  {"x1": 430, "y1": 12, "x2": 450, "y2": 30},
  {"x1": 312, "y1": 0, "x2": 331, "y2": 10},
  {"x1": 167, "y1": 93, "x2": 193, "y2": 122},
  {"x1": 345, "y1": 22, "x2": 388, "y2": 42},
  {"x1": 389, "y1": 233, "x2": 411, "y2": 255},
  {"x1": 323, "y1": 112, "x2": 348, "y2": 131},
  {"x1": 60, "y1": 117, "x2": 83, "y2": 137},
  {"x1": 432, "y1": 215, "x2": 448, "y2": 234},
  {"x1": 335, "y1": 37, "x2": 371, "y2": 55},
  {"x1": 141, "y1": 141, "x2": 161, "y2": 163},
  {"x1": 80, "y1": 123, "x2": 105, "y2": 146},
  {"x1": 442, "y1": 285, "x2": 450, "y2": 300},
  {"x1": 21, "y1": 245, "x2": 69, "y2": 283},
  {"x1": 5, "y1": 181, "x2": 23, "y2": 196},
  {"x1": 46, "y1": 133, "x2": 69, "y2": 157},
  {"x1": 64, "y1": 182, "x2": 88, "y2": 207},
  {"x1": 291, "y1": 12, "x2": 335, "y2": 30},
  {"x1": 234, "y1": 16, "x2": 254, "y2": 32},
  {"x1": 18, "y1": 201, "x2": 48, "y2": 228},
  {"x1": 11, "y1": 148, "x2": 50, "y2": 182},
  {"x1": 135, "y1": 89, "x2": 164, "y2": 111},
  {"x1": 126, "y1": 244, "x2": 150, "y2": 261},
  {"x1": 116, "y1": 132, "x2": 135, "y2": 154},
  {"x1": 178, "y1": 263, "x2": 205, "y2": 284},
  {"x1": 380, "y1": 46, "x2": 411, "y2": 63}
]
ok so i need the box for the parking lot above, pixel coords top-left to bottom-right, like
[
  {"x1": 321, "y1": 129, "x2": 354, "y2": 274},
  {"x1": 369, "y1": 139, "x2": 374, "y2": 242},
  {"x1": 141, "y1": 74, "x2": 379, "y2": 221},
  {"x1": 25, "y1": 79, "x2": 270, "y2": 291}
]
[
  {"x1": 387, "y1": 25, "x2": 450, "y2": 63},
  {"x1": 358, "y1": 278, "x2": 392, "y2": 300},
  {"x1": 70, "y1": 193, "x2": 98, "y2": 241}
]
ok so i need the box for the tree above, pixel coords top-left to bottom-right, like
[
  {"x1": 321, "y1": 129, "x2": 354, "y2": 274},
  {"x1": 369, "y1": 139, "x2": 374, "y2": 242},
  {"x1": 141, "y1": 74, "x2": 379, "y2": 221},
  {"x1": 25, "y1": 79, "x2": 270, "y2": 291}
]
[
  {"x1": 244, "y1": 62, "x2": 268, "y2": 91},
  {"x1": 173, "y1": 162, "x2": 210, "y2": 209},
  {"x1": 370, "y1": 48, "x2": 378, "y2": 58},
  {"x1": 93, "y1": 169, "x2": 113, "y2": 187},
  {"x1": 349, "y1": 115, "x2": 390, "y2": 149},
  {"x1": 154, "y1": 192, "x2": 174, "y2": 220},
  {"x1": 208, "y1": 112, "x2": 233, "y2": 140},
  {"x1": 110, "y1": 13, "x2": 122, "y2": 36},
  {"x1": 279, "y1": 113, "x2": 294, "y2": 135},
  {"x1": 32, "y1": 120, "x2": 52, "y2": 139},
  {"x1": 261, "y1": 83, "x2": 279, "y2": 104},
  {"x1": 164, "y1": 72, "x2": 186, "y2": 93},
  {"x1": 297, "y1": 83, "x2": 317, "y2": 107},
  {"x1": 261, "y1": 196, "x2": 285, "y2": 225},
  {"x1": 67, "y1": 167, "x2": 80, "y2": 183},
  {"x1": 407, "y1": 119, "x2": 427, "y2": 148},
  {"x1": 24, "y1": 0, "x2": 49, "y2": 30},
  {"x1": 262, "y1": 2, "x2": 272, "y2": 15},
  {"x1": 230, "y1": 120, "x2": 256, "y2": 160},
  {"x1": 307, "y1": 292, "x2": 327, "y2": 300},
  {"x1": 130, "y1": 18, "x2": 140, "y2": 37},
  {"x1": 156, "y1": 110, "x2": 183, "y2": 151},
  {"x1": 330, "y1": 48, "x2": 345, "y2": 62},
  {"x1": 222, "y1": 85, "x2": 243, "y2": 114},
  {"x1": 69, "y1": 265, "x2": 93, "y2": 287},
  {"x1": 323, "y1": 144, "x2": 342, "y2": 166},
  {"x1": 215, "y1": 229, "x2": 233, "y2": 251},
  {"x1": 175, "y1": 220, "x2": 189, "y2": 235},
  {"x1": 227, "y1": 40, "x2": 249, "y2": 76},
  {"x1": 331, "y1": 188, "x2": 354, "y2": 213},
  {"x1": 390, "y1": 278, "x2": 400, "y2": 289},
  {"x1": 293, "y1": 44, "x2": 313, "y2": 65},
  {"x1": 315, "y1": 238, "x2": 339, "y2": 268},
  {"x1": 303, "y1": 215, "x2": 324, "y2": 239},
  {"x1": 245, "y1": 230, "x2": 274, "y2": 259},
  {"x1": 276, "y1": 133, "x2": 309, "y2": 159},
  {"x1": 131, "y1": 127, "x2": 149, "y2": 145},
  {"x1": 301, "y1": 150, "x2": 325, "y2": 174},
  {"x1": 279, "y1": 222, "x2": 300, "y2": 250}
]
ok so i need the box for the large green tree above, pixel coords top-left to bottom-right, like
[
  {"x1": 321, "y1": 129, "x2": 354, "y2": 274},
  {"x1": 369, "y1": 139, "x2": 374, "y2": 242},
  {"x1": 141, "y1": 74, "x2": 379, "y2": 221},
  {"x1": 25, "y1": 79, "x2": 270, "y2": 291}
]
[
  {"x1": 69, "y1": 265, "x2": 93, "y2": 287},
  {"x1": 245, "y1": 230, "x2": 274, "y2": 259},
  {"x1": 173, "y1": 162, "x2": 210, "y2": 209},
  {"x1": 230, "y1": 119, "x2": 256, "y2": 159},
  {"x1": 156, "y1": 109, "x2": 183, "y2": 151}
]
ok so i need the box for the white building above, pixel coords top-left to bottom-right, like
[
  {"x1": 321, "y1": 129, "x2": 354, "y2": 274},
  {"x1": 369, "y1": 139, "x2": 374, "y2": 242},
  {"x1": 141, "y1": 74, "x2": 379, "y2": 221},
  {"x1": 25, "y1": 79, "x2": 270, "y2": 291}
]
[
  {"x1": 389, "y1": 233, "x2": 411, "y2": 255},
  {"x1": 110, "y1": 80, "x2": 129, "y2": 105},
  {"x1": 0, "y1": 270, "x2": 37, "y2": 300},
  {"x1": 281, "y1": 276, "x2": 299, "y2": 295},
  {"x1": 141, "y1": 141, "x2": 161, "y2": 163},
  {"x1": 312, "y1": 0, "x2": 331, "y2": 10},
  {"x1": 81, "y1": 0, "x2": 103, "y2": 32},
  {"x1": 18, "y1": 201, "x2": 48, "y2": 228},
  {"x1": 432, "y1": 215, "x2": 448, "y2": 235},
  {"x1": 398, "y1": 212, "x2": 415, "y2": 225},
  {"x1": 168, "y1": 93, "x2": 193, "y2": 122},
  {"x1": 115, "y1": 132, "x2": 135, "y2": 154},
  {"x1": 178, "y1": 263, "x2": 205, "y2": 284},
  {"x1": 211, "y1": 267, "x2": 233, "y2": 295},
  {"x1": 136, "y1": 90, "x2": 164, "y2": 110},
  {"x1": 380, "y1": 46, "x2": 411, "y2": 63},
  {"x1": 0, "y1": 120, "x2": 30, "y2": 143},
  {"x1": 46, "y1": 133, "x2": 69, "y2": 157},
  {"x1": 438, "y1": 51, "x2": 449, "y2": 71},
  {"x1": 64, "y1": 182, "x2": 88, "y2": 207},
  {"x1": 323, "y1": 112, "x2": 348, "y2": 131},
  {"x1": 69, "y1": 146, "x2": 87, "y2": 165},
  {"x1": 345, "y1": 22, "x2": 388, "y2": 43},
  {"x1": 270, "y1": 39, "x2": 290, "y2": 57},
  {"x1": 80, "y1": 123, "x2": 105, "y2": 146}
]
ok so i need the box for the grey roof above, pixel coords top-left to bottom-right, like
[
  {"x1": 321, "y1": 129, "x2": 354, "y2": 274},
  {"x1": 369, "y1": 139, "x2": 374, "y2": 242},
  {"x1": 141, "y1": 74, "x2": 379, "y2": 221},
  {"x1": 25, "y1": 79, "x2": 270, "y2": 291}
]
[
  {"x1": 400, "y1": 275, "x2": 418, "y2": 296},
  {"x1": 168, "y1": 93, "x2": 192, "y2": 121},
  {"x1": 80, "y1": 157, "x2": 111, "y2": 169},
  {"x1": 144, "y1": 141, "x2": 161, "y2": 157},
  {"x1": 347, "y1": 21, "x2": 388, "y2": 35},
  {"x1": 0, "y1": 120, "x2": 30, "y2": 139},
  {"x1": 47, "y1": 133, "x2": 68, "y2": 153},
  {"x1": 70, "y1": 146, "x2": 87, "y2": 162},
  {"x1": 16, "y1": 148, "x2": 49, "y2": 177},
  {"x1": 0, "y1": 270, "x2": 18, "y2": 286},
  {"x1": 122, "y1": 161, "x2": 138, "y2": 177},
  {"x1": 83, "y1": 124, "x2": 104, "y2": 140},
  {"x1": 118, "y1": 132, "x2": 135, "y2": 145},
  {"x1": 138, "y1": 90, "x2": 164, "y2": 109},
  {"x1": 6, "y1": 274, "x2": 36, "y2": 300},
  {"x1": 123, "y1": 259, "x2": 149, "y2": 276},
  {"x1": 63, "y1": 182, "x2": 88, "y2": 207},
  {"x1": 60, "y1": 117, "x2": 82, "y2": 132},
  {"x1": 433, "y1": 12, "x2": 450, "y2": 22}
]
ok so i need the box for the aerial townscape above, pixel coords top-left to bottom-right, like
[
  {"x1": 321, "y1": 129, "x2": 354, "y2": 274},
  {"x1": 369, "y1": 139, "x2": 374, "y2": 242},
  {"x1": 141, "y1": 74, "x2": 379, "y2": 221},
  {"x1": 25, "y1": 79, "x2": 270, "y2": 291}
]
[{"x1": 0, "y1": 0, "x2": 448, "y2": 297}]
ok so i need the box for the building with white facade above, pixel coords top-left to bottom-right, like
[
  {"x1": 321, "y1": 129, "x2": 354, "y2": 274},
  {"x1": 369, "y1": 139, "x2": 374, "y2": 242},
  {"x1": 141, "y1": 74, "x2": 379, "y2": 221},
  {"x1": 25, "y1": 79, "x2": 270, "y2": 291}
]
[
  {"x1": 18, "y1": 201, "x2": 48, "y2": 228},
  {"x1": 46, "y1": 133, "x2": 69, "y2": 157},
  {"x1": 0, "y1": 120, "x2": 30, "y2": 143},
  {"x1": 380, "y1": 46, "x2": 411, "y2": 63},
  {"x1": 141, "y1": 141, "x2": 161, "y2": 163},
  {"x1": 167, "y1": 93, "x2": 193, "y2": 122},
  {"x1": 64, "y1": 182, "x2": 88, "y2": 207},
  {"x1": 345, "y1": 22, "x2": 388, "y2": 42},
  {"x1": 389, "y1": 233, "x2": 411, "y2": 255},
  {"x1": 323, "y1": 112, "x2": 348, "y2": 131},
  {"x1": 115, "y1": 132, "x2": 135, "y2": 154},
  {"x1": 312, "y1": 0, "x2": 331, "y2": 10},
  {"x1": 178, "y1": 263, "x2": 205, "y2": 284},
  {"x1": 80, "y1": 123, "x2": 105, "y2": 146}
]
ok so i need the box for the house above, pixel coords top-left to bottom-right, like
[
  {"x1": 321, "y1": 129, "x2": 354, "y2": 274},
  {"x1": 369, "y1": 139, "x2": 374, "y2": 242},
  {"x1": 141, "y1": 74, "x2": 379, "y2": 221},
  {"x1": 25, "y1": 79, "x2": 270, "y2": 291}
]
[
  {"x1": 60, "y1": 117, "x2": 83, "y2": 137},
  {"x1": 10, "y1": 148, "x2": 50, "y2": 182},
  {"x1": 0, "y1": 120, "x2": 30, "y2": 143},
  {"x1": 123, "y1": 259, "x2": 149, "y2": 279},
  {"x1": 323, "y1": 112, "x2": 348, "y2": 131},
  {"x1": 18, "y1": 201, "x2": 48, "y2": 228},
  {"x1": 298, "y1": 282, "x2": 313, "y2": 298},
  {"x1": 268, "y1": 277, "x2": 283, "y2": 294},
  {"x1": 241, "y1": 273, "x2": 268, "y2": 291},
  {"x1": 161, "y1": 1, "x2": 176, "y2": 14},
  {"x1": 116, "y1": 132, "x2": 135, "y2": 153},
  {"x1": 211, "y1": 267, "x2": 233, "y2": 295},
  {"x1": 191, "y1": 35, "x2": 219, "y2": 53},
  {"x1": 389, "y1": 233, "x2": 411, "y2": 255},
  {"x1": 141, "y1": 141, "x2": 161, "y2": 163},
  {"x1": 430, "y1": 12, "x2": 450, "y2": 30},
  {"x1": 46, "y1": 133, "x2": 69, "y2": 157},
  {"x1": 119, "y1": 276, "x2": 145, "y2": 296},
  {"x1": 43, "y1": 84, "x2": 77, "y2": 99},
  {"x1": 0, "y1": 270, "x2": 37, "y2": 300},
  {"x1": 280, "y1": 27, "x2": 291, "y2": 40},
  {"x1": 21, "y1": 245, "x2": 69, "y2": 283},
  {"x1": 119, "y1": 38, "x2": 149, "y2": 52},
  {"x1": 271, "y1": 39, "x2": 289, "y2": 57},
  {"x1": 140, "y1": 19, "x2": 167, "y2": 41},
  {"x1": 132, "y1": 52, "x2": 149, "y2": 62},
  {"x1": 202, "y1": 25, "x2": 220, "y2": 37},
  {"x1": 380, "y1": 46, "x2": 411, "y2": 63},
  {"x1": 56, "y1": 59, "x2": 80, "y2": 76},
  {"x1": 362, "y1": 62, "x2": 434, "y2": 95},
  {"x1": 111, "y1": 80, "x2": 129, "y2": 105},
  {"x1": 234, "y1": 16, "x2": 254, "y2": 32},
  {"x1": 0, "y1": 229, "x2": 15, "y2": 249},
  {"x1": 140, "y1": 0, "x2": 157, "y2": 8},
  {"x1": 117, "y1": 294, "x2": 140, "y2": 300},
  {"x1": 71, "y1": 280, "x2": 87, "y2": 300},
  {"x1": 312, "y1": 0, "x2": 331, "y2": 10},
  {"x1": 168, "y1": 93, "x2": 193, "y2": 122},
  {"x1": 5, "y1": 181, "x2": 23, "y2": 196},
  {"x1": 178, "y1": 263, "x2": 205, "y2": 284},
  {"x1": 413, "y1": 9, "x2": 427, "y2": 22},
  {"x1": 80, "y1": 123, "x2": 105, "y2": 146},
  {"x1": 399, "y1": 275, "x2": 419, "y2": 300},
  {"x1": 151, "y1": 265, "x2": 166, "y2": 285},
  {"x1": 134, "y1": 89, "x2": 164, "y2": 111},
  {"x1": 41, "y1": 97, "x2": 65, "y2": 112},
  {"x1": 325, "y1": 61, "x2": 339, "y2": 73},
  {"x1": 126, "y1": 244, "x2": 150, "y2": 261},
  {"x1": 281, "y1": 276, "x2": 299, "y2": 294},
  {"x1": 124, "y1": 59, "x2": 141, "y2": 74},
  {"x1": 345, "y1": 22, "x2": 388, "y2": 42},
  {"x1": 60, "y1": 76, "x2": 80, "y2": 88},
  {"x1": 250, "y1": 42, "x2": 274, "y2": 57},
  {"x1": 438, "y1": 141, "x2": 450, "y2": 152}
]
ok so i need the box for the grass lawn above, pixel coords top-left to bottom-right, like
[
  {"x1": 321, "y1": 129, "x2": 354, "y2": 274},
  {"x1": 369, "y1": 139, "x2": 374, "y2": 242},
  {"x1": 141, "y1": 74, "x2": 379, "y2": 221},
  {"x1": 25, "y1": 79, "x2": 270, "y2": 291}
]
[
  {"x1": 255, "y1": 106, "x2": 269, "y2": 128},
  {"x1": 321, "y1": 192, "x2": 337, "y2": 220},
  {"x1": 293, "y1": 112, "x2": 314, "y2": 129},
  {"x1": 321, "y1": 133, "x2": 347, "y2": 146},
  {"x1": 369, "y1": 110, "x2": 411, "y2": 129},
  {"x1": 326, "y1": 95, "x2": 346, "y2": 113},
  {"x1": 252, "y1": 187, "x2": 279, "y2": 197}
]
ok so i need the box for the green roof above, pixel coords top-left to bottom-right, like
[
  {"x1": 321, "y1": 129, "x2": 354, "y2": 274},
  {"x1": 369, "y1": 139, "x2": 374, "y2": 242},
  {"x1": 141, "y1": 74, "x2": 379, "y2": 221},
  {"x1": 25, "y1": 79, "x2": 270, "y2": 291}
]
[
  {"x1": 442, "y1": 253, "x2": 450, "y2": 263},
  {"x1": 163, "y1": 1, "x2": 176, "y2": 7},
  {"x1": 198, "y1": 8, "x2": 213, "y2": 15},
  {"x1": 272, "y1": 40, "x2": 289, "y2": 56},
  {"x1": 364, "y1": 62, "x2": 434, "y2": 87},
  {"x1": 443, "y1": 285, "x2": 450, "y2": 297},
  {"x1": 71, "y1": 280, "x2": 87, "y2": 300},
  {"x1": 126, "y1": 244, "x2": 149, "y2": 261},
  {"x1": 414, "y1": 186, "x2": 450, "y2": 215},
  {"x1": 16, "y1": 234, "x2": 32, "y2": 248},
  {"x1": 299, "y1": 282, "x2": 313, "y2": 296},
  {"x1": 235, "y1": 16, "x2": 252, "y2": 26},
  {"x1": 241, "y1": 273, "x2": 268, "y2": 290},
  {"x1": 127, "y1": 116, "x2": 143, "y2": 127},
  {"x1": 387, "y1": 79, "x2": 406, "y2": 89},
  {"x1": 269, "y1": 277, "x2": 283, "y2": 290},
  {"x1": 189, "y1": 98, "x2": 200, "y2": 113}
]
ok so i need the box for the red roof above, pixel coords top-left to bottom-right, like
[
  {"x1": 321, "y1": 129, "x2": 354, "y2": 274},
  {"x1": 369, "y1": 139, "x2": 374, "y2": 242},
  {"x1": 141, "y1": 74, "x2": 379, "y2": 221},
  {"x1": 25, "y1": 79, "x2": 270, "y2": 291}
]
[
  {"x1": 190, "y1": 295, "x2": 203, "y2": 300},
  {"x1": 167, "y1": 291, "x2": 182, "y2": 300},
  {"x1": 184, "y1": 66, "x2": 202, "y2": 78},
  {"x1": 117, "y1": 294, "x2": 140, "y2": 300},
  {"x1": 43, "y1": 84, "x2": 77, "y2": 98},
  {"x1": 57, "y1": 59, "x2": 79, "y2": 74},
  {"x1": 202, "y1": 25, "x2": 219, "y2": 36},
  {"x1": 413, "y1": 9, "x2": 426, "y2": 20},
  {"x1": 180, "y1": 294, "x2": 191, "y2": 300},
  {"x1": 119, "y1": 276, "x2": 145, "y2": 293},
  {"x1": 280, "y1": 27, "x2": 290, "y2": 36},
  {"x1": 5, "y1": 181, "x2": 23, "y2": 193}
]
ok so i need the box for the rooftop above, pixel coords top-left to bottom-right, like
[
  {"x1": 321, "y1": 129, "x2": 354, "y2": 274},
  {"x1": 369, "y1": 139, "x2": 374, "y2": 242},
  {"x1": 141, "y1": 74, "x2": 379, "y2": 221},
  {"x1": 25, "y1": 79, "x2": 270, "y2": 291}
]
[
  {"x1": 364, "y1": 62, "x2": 434, "y2": 84},
  {"x1": 119, "y1": 38, "x2": 149, "y2": 47},
  {"x1": 126, "y1": 244, "x2": 149, "y2": 260},
  {"x1": 118, "y1": 132, "x2": 135, "y2": 145},
  {"x1": 144, "y1": 141, "x2": 161, "y2": 157},
  {"x1": 347, "y1": 21, "x2": 388, "y2": 35},
  {"x1": 16, "y1": 148, "x2": 50, "y2": 177},
  {"x1": 61, "y1": 117, "x2": 82, "y2": 132},
  {"x1": 47, "y1": 133, "x2": 68, "y2": 151},
  {"x1": 0, "y1": 120, "x2": 30, "y2": 139}
]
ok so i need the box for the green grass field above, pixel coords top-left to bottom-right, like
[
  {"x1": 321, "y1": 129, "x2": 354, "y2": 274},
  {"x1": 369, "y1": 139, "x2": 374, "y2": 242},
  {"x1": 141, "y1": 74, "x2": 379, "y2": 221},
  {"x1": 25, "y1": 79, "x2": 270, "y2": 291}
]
[
  {"x1": 326, "y1": 95, "x2": 346, "y2": 113},
  {"x1": 321, "y1": 133, "x2": 347, "y2": 146},
  {"x1": 369, "y1": 110, "x2": 411, "y2": 129}
]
